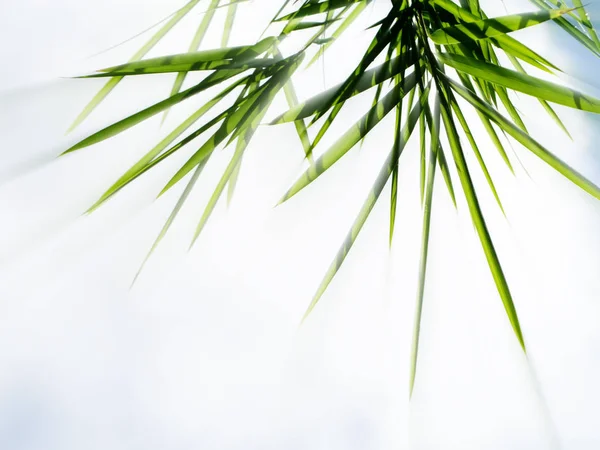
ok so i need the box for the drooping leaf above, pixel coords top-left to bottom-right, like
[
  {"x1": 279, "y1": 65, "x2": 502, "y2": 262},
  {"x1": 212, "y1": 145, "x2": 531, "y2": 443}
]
[
  {"x1": 277, "y1": 0, "x2": 365, "y2": 21},
  {"x1": 163, "y1": 0, "x2": 221, "y2": 123},
  {"x1": 300, "y1": 88, "x2": 428, "y2": 321},
  {"x1": 409, "y1": 93, "x2": 440, "y2": 397},
  {"x1": 280, "y1": 81, "x2": 430, "y2": 203},
  {"x1": 68, "y1": 0, "x2": 203, "y2": 132},
  {"x1": 431, "y1": 0, "x2": 559, "y2": 71},
  {"x1": 93, "y1": 38, "x2": 279, "y2": 77},
  {"x1": 438, "y1": 84, "x2": 526, "y2": 351},
  {"x1": 430, "y1": 9, "x2": 571, "y2": 45},
  {"x1": 272, "y1": 52, "x2": 421, "y2": 123},
  {"x1": 65, "y1": 0, "x2": 600, "y2": 397},
  {"x1": 447, "y1": 75, "x2": 600, "y2": 201},
  {"x1": 439, "y1": 52, "x2": 600, "y2": 114},
  {"x1": 87, "y1": 75, "x2": 250, "y2": 211},
  {"x1": 306, "y1": 0, "x2": 368, "y2": 67}
]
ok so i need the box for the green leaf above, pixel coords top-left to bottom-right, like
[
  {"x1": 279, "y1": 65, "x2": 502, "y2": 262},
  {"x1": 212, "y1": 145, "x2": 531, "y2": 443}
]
[
  {"x1": 446, "y1": 75, "x2": 600, "y2": 201},
  {"x1": 274, "y1": 47, "x2": 313, "y2": 159},
  {"x1": 86, "y1": 58, "x2": 278, "y2": 77},
  {"x1": 447, "y1": 87, "x2": 506, "y2": 214},
  {"x1": 571, "y1": 0, "x2": 600, "y2": 50},
  {"x1": 528, "y1": 0, "x2": 600, "y2": 57},
  {"x1": 306, "y1": 0, "x2": 368, "y2": 67},
  {"x1": 190, "y1": 82, "x2": 267, "y2": 246},
  {"x1": 410, "y1": 93, "x2": 440, "y2": 397},
  {"x1": 506, "y1": 53, "x2": 571, "y2": 139},
  {"x1": 307, "y1": 8, "x2": 409, "y2": 151},
  {"x1": 272, "y1": 52, "x2": 420, "y2": 123},
  {"x1": 94, "y1": 38, "x2": 279, "y2": 76},
  {"x1": 430, "y1": 0, "x2": 559, "y2": 71},
  {"x1": 454, "y1": 71, "x2": 514, "y2": 172},
  {"x1": 64, "y1": 69, "x2": 246, "y2": 153},
  {"x1": 226, "y1": 156, "x2": 243, "y2": 205},
  {"x1": 279, "y1": 81, "x2": 430, "y2": 203},
  {"x1": 67, "y1": 0, "x2": 202, "y2": 132},
  {"x1": 284, "y1": 18, "x2": 341, "y2": 32},
  {"x1": 438, "y1": 52, "x2": 600, "y2": 113},
  {"x1": 190, "y1": 133, "x2": 248, "y2": 246},
  {"x1": 221, "y1": 2, "x2": 239, "y2": 47},
  {"x1": 160, "y1": 55, "x2": 304, "y2": 195},
  {"x1": 300, "y1": 88, "x2": 427, "y2": 322},
  {"x1": 163, "y1": 0, "x2": 220, "y2": 123},
  {"x1": 87, "y1": 77, "x2": 246, "y2": 211},
  {"x1": 419, "y1": 106, "x2": 427, "y2": 205},
  {"x1": 438, "y1": 85, "x2": 526, "y2": 352},
  {"x1": 277, "y1": 0, "x2": 364, "y2": 21},
  {"x1": 132, "y1": 161, "x2": 207, "y2": 285},
  {"x1": 430, "y1": 9, "x2": 571, "y2": 45}
]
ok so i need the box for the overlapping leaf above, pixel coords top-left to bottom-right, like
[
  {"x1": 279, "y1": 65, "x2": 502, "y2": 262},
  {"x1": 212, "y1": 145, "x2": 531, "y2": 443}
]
[{"x1": 66, "y1": 0, "x2": 600, "y2": 396}]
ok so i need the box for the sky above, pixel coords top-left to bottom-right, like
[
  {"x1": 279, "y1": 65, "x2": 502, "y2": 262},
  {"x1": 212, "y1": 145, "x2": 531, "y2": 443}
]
[{"x1": 0, "y1": 1, "x2": 599, "y2": 449}]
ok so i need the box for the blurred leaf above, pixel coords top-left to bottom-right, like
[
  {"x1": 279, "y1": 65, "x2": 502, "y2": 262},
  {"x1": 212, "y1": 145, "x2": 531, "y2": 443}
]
[
  {"x1": 410, "y1": 93, "x2": 440, "y2": 397},
  {"x1": 439, "y1": 86, "x2": 525, "y2": 351},
  {"x1": 430, "y1": 9, "x2": 571, "y2": 45},
  {"x1": 68, "y1": 0, "x2": 203, "y2": 132},
  {"x1": 66, "y1": 0, "x2": 600, "y2": 396},
  {"x1": 300, "y1": 87, "x2": 429, "y2": 321},
  {"x1": 439, "y1": 52, "x2": 600, "y2": 113}
]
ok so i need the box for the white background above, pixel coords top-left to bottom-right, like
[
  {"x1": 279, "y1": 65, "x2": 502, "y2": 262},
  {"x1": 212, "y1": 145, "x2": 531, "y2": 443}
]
[{"x1": 0, "y1": 1, "x2": 599, "y2": 449}]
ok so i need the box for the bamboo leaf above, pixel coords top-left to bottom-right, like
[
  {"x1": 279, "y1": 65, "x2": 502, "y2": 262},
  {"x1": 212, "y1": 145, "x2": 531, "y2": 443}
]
[
  {"x1": 306, "y1": 0, "x2": 368, "y2": 67},
  {"x1": 430, "y1": 0, "x2": 559, "y2": 71},
  {"x1": 279, "y1": 81, "x2": 430, "y2": 203},
  {"x1": 272, "y1": 53, "x2": 420, "y2": 123},
  {"x1": 132, "y1": 161, "x2": 207, "y2": 284},
  {"x1": 439, "y1": 52, "x2": 600, "y2": 113},
  {"x1": 94, "y1": 38, "x2": 279, "y2": 76},
  {"x1": 528, "y1": 0, "x2": 600, "y2": 56},
  {"x1": 419, "y1": 106, "x2": 427, "y2": 205},
  {"x1": 430, "y1": 9, "x2": 571, "y2": 45},
  {"x1": 447, "y1": 75, "x2": 600, "y2": 201},
  {"x1": 164, "y1": 0, "x2": 221, "y2": 123},
  {"x1": 307, "y1": 8, "x2": 409, "y2": 151},
  {"x1": 86, "y1": 58, "x2": 278, "y2": 77},
  {"x1": 507, "y1": 53, "x2": 571, "y2": 139},
  {"x1": 438, "y1": 85, "x2": 526, "y2": 351},
  {"x1": 221, "y1": 2, "x2": 239, "y2": 47},
  {"x1": 87, "y1": 77, "x2": 246, "y2": 211},
  {"x1": 277, "y1": 0, "x2": 364, "y2": 21},
  {"x1": 190, "y1": 83, "x2": 266, "y2": 246},
  {"x1": 64, "y1": 69, "x2": 246, "y2": 153},
  {"x1": 447, "y1": 87, "x2": 506, "y2": 213},
  {"x1": 300, "y1": 88, "x2": 427, "y2": 321},
  {"x1": 227, "y1": 157, "x2": 243, "y2": 205},
  {"x1": 160, "y1": 55, "x2": 304, "y2": 195},
  {"x1": 68, "y1": 0, "x2": 202, "y2": 132},
  {"x1": 410, "y1": 93, "x2": 440, "y2": 397}
]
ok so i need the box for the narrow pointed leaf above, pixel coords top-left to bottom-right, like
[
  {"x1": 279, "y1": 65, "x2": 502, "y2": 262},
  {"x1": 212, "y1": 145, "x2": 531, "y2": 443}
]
[
  {"x1": 431, "y1": 0, "x2": 559, "y2": 71},
  {"x1": 280, "y1": 81, "x2": 430, "y2": 203},
  {"x1": 300, "y1": 90, "x2": 427, "y2": 321},
  {"x1": 87, "y1": 77, "x2": 245, "y2": 211},
  {"x1": 133, "y1": 161, "x2": 207, "y2": 284},
  {"x1": 439, "y1": 52, "x2": 600, "y2": 113},
  {"x1": 447, "y1": 75, "x2": 600, "y2": 200},
  {"x1": 64, "y1": 69, "x2": 246, "y2": 153},
  {"x1": 430, "y1": 9, "x2": 571, "y2": 45},
  {"x1": 410, "y1": 93, "x2": 440, "y2": 397},
  {"x1": 277, "y1": 0, "x2": 364, "y2": 21},
  {"x1": 68, "y1": 0, "x2": 202, "y2": 132},
  {"x1": 439, "y1": 88, "x2": 526, "y2": 351}
]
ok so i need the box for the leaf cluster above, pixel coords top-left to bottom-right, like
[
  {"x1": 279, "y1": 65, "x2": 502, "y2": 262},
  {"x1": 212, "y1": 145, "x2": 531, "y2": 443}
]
[{"x1": 66, "y1": 0, "x2": 600, "y2": 394}]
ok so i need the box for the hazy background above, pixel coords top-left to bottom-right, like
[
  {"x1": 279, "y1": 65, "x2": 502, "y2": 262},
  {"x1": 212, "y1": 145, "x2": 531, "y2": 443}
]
[{"x1": 0, "y1": 1, "x2": 599, "y2": 449}]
